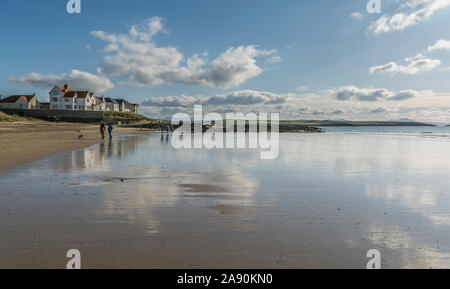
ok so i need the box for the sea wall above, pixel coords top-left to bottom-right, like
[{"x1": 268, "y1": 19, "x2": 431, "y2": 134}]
[
  {"x1": 0, "y1": 108, "x2": 104, "y2": 123},
  {"x1": 0, "y1": 108, "x2": 139, "y2": 124}
]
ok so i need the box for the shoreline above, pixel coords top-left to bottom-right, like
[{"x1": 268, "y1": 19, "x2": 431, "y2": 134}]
[
  {"x1": 2, "y1": 122, "x2": 446, "y2": 175},
  {"x1": 0, "y1": 121, "x2": 149, "y2": 174}
]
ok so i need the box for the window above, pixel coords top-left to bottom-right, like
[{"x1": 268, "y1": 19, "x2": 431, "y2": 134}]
[
  {"x1": 52, "y1": 104, "x2": 59, "y2": 109},
  {"x1": 52, "y1": 97, "x2": 59, "y2": 102},
  {"x1": 65, "y1": 98, "x2": 70, "y2": 102},
  {"x1": 65, "y1": 105, "x2": 72, "y2": 109}
]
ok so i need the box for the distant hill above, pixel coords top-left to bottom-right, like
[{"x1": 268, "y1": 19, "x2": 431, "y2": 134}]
[{"x1": 280, "y1": 120, "x2": 436, "y2": 127}]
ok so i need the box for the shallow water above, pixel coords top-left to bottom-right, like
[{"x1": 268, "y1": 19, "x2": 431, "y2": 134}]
[{"x1": 1, "y1": 130, "x2": 450, "y2": 268}]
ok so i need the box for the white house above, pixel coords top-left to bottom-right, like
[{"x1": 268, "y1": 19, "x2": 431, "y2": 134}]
[
  {"x1": 73, "y1": 91, "x2": 97, "y2": 111},
  {"x1": 114, "y1": 99, "x2": 139, "y2": 113},
  {"x1": 48, "y1": 84, "x2": 136, "y2": 113},
  {"x1": 104, "y1": 97, "x2": 119, "y2": 112},
  {"x1": 0, "y1": 93, "x2": 37, "y2": 109},
  {"x1": 95, "y1": 96, "x2": 107, "y2": 111},
  {"x1": 49, "y1": 84, "x2": 74, "y2": 109},
  {"x1": 49, "y1": 84, "x2": 98, "y2": 111}
]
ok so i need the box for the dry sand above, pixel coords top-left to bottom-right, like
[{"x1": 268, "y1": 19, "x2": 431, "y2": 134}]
[{"x1": 0, "y1": 121, "x2": 145, "y2": 173}]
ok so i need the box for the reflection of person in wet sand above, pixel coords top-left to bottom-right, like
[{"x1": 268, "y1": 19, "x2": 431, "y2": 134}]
[
  {"x1": 108, "y1": 139, "x2": 113, "y2": 156},
  {"x1": 100, "y1": 120, "x2": 106, "y2": 140}
]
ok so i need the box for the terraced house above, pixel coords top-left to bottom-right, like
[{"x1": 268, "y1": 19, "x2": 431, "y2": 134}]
[
  {"x1": 47, "y1": 84, "x2": 139, "y2": 113},
  {"x1": 49, "y1": 84, "x2": 98, "y2": 111}
]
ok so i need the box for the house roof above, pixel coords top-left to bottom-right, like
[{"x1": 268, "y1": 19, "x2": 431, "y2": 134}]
[
  {"x1": 55, "y1": 84, "x2": 74, "y2": 93},
  {"x1": 95, "y1": 96, "x2": 105, "y2": 103},
  {"x1": 105, "y1": 97, "x2": 118, "y2": 104},
  {"x1": 63, "y1": 91, "x2": 77, "y2": 98},
  {"x1": 76, "y1": 91, "x2": 94, "y2": 99},
  {"x1": 114, "y1": 98, "x2": 140, "y2": 109},
  {"x1": 114, "y1": 98, "x2": 127, "y2": 105},
  {"x1": 0, "y1": 94, "x2": 36, "y2": 103},
  {"x1": 63, "y1": 91, "x2": 94, "y2": 98}
]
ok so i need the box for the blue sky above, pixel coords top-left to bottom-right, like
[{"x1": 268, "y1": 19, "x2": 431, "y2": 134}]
[{"x1": 1, "y1": 0, "x2": 450, "y2": 121}]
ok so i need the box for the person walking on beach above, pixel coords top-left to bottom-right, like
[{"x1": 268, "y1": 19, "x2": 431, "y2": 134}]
[
  {"x1": 108, "y1": 123, "x2": 114, "y2": 140},
  {"x1": 100, "y1": 120, "x2": 106, "y2": 139}
]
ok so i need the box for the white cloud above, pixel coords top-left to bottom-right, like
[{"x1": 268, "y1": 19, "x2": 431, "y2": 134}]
[
  {"x1": 370, "y1": 107, "x2": 387, "y2": 113},
  {"x1": 351, "y1": 12, "x2": 364, "y2": 20},
  {"x1": 368, "y1": 0, "x2": 450, "y2": 34},
  {"x1": 296, "y1": 85, "x2": 308, "y2": 92},
  {"x1": 428, "y1": 39, "x2": 450, "y2": 51},
  {"x1": 9, "y1": 70, "x2": 114, "y2": 93},
  {"x1": 369, "y1": 54, "x2": 441, "y2": 75},
  {"x1": 91, "y1": 17, "x2": 277, "y2": 89},
  {"x1": 142, "y1": 90, "x2": 291, "y2": 108},
  {"x1": 140, "y1": 90, "x2": 305, "y2": 119},
  {"x1": 328, "y1": 85, "x2": 432, "y2": 102}
]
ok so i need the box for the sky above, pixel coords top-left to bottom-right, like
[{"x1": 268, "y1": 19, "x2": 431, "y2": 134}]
[{"x1": 1, "y1": 0, "x2": 450, "y2": 122}]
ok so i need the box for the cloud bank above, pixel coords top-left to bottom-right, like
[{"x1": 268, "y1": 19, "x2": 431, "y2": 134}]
[
  {"x1": 369, "y1": 53, "x2": 441, "y2": 75},
  {"x1": 327, "y1": 85, "x2": 432, "y2": 102},
  {"x1": 9, "y1": 70, "x2": 114, "y2": 93},
  {"x1": 142, "y1": 90, "x2": 291, "y2": 108},
  {"x1": 10, "y1": 17, "x2": 276, "y2": 92},
  {"x1": 368, "y1": 0, "x2": 450, "y2": 34},
  {"x1": 139, "y1": 86, "x2": 437, "y2": 121},
  {"x1": 91, "y1": 17, "x2": 277, "y2": 89}
]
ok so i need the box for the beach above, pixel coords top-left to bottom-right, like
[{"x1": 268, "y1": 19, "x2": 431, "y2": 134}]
[
  {"x1": 0, "y1": 121, "x2": 144, "y2": 173},
  {"x1": 1, "y1": 128, "x2": 449, "y2": 268}
]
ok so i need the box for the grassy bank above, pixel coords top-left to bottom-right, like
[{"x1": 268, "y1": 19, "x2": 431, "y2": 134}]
[
  {"x1": 104, "y1": 111, "x2": 149, "y2": 122},
  {"x1": 0, "y1": 112, "x2": 25, "y2": 122}
]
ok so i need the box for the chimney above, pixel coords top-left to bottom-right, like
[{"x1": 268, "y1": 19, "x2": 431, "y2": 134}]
[{"x1": 64, "y1": 84, "x2": 69, "y2": 90}]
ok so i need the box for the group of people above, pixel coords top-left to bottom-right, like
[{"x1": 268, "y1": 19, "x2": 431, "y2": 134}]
[
  {"x1": 100, "y1": 120, "x2": 114, "y2": 140},
  {"x1": 100, "y1": 120, "x2": 175, "y2": 140}
]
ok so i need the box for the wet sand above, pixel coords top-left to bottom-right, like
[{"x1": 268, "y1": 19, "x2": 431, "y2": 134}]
[
  {"x1": 0, "y1": 131, "x2": 450, "y2": 268},
  {"x1": 0, "y1": 121, "x2": 145, "y2": 173}
]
